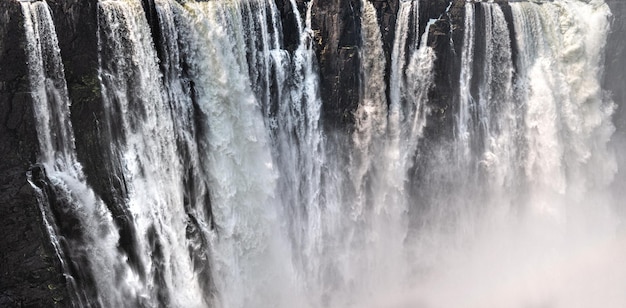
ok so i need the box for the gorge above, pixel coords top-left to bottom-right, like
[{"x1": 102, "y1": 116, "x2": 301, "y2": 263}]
[{"x1": 1, "y1": 0, "x2": 626, "y2": 307}]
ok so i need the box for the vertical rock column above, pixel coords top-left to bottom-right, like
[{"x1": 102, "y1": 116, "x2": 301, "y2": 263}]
[{"x1": 310, "y1": 0, "x2": 362, "y2": 129}]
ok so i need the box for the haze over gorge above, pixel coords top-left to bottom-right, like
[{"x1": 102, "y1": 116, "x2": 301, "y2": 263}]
[{"x1": 1, "y1": 0, "x2": 625, "y2": 307}]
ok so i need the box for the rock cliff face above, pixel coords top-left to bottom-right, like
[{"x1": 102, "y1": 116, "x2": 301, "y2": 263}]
[{"x1": 310, "y1": 0, "x2": 362, "y2": 129}]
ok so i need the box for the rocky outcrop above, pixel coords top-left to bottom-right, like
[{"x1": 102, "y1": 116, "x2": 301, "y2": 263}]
[{"x1": 0, "y1": 1, "x2": 68, "y2": 306}]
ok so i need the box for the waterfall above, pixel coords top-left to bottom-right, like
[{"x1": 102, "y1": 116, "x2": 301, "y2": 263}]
[
  {"x1": 403, "y1": 2, "x2": 621, "y2": 307},
  {"x1": 152, "y1": 0, "x2": 326, "y2": 306},
  {"x1": 476, "y1": 3, "x2": 517, "y2": 192},
  {"x1": 352, "y1": 0, "x2": 388, "y2": 204},
  {"x1": 21, "y1": 2, "x2": 142, "y2": 307},
  {"x1": 389, "y1": 0, "x2": 436, "y2": 190},
  {"x1": 351, "y1": 0, "x2": 388, "y2": 225},
  {"x1": 21, "y1": 1, "x2": 83, "y2": 303},
  {"x1": 321, "y1": 0, "x2": 438, "y2": 305},
  {"x1": 270, "y1": 1, "x2": 326, "y2": 297},
  {"x1": 457, "y1": 3, "x2": 475, "y2": 166},
  {"x1": 21, "y1": 1, "x2": 73, "y2": 168},
  {"x1": 12, "y1": 0, "x2": 626, "y2": 307},
  {"x1": 511, "y1": 1, "x2": 616, "y2": 204}
]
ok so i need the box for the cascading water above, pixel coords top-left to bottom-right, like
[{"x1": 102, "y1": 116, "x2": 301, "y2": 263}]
[
  {"x1": 21, "y1": 2, "x2": 140, "y2": 307},
  {"x1": 96, "y1": 0, "x2": 215, "y2": 306},
  {"x1": 14, "y1": 0, "x2": 626, "y2": 307},
  {"x1": 167, "y1": 1, "x2": 305, "y2": 307},
  {"x1": 21, "y1": 2, "x2": 84, "y2": 304},
  {"x1": 336, "y1": 0, "x2": 437, "y2": 304},
  {"x1": 400, "y1": 1, "x2": 624, "y2": 307},
  {"x1": 457, "y1": 2, "x2": 475, "y2": 165}
]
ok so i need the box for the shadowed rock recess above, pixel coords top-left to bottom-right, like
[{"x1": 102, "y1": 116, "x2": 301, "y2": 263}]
[{"x1": 0, "y1": 0, "x2": 625, "y2": 306}]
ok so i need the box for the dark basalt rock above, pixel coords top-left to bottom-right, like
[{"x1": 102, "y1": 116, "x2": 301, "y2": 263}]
[
  {"x1": 422, "y1": 0, "x2": 466, "y2": 140},
  {"x1": 0, "y1": 1, "x2": 68, "y2": 306},
  {"x1": 275, "y1": 0, "x2": 303, "y2": 52},
  {"x1": 309, "y1": 0, "x2": 362, "y2": 130}
]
